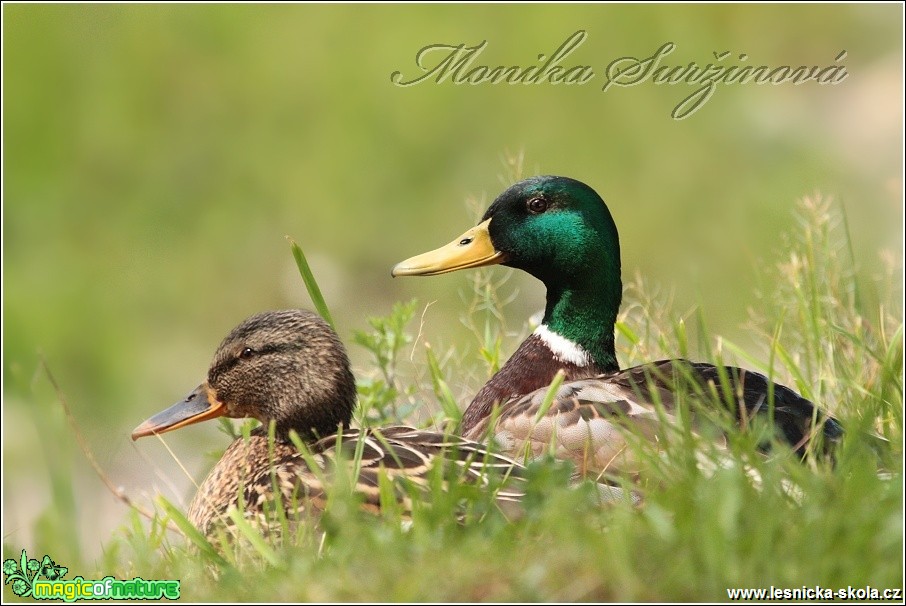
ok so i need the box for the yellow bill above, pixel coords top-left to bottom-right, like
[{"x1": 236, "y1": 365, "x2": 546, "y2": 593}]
[{"x1": 391, "y1": 218, "x2": 507, "y2": 277}]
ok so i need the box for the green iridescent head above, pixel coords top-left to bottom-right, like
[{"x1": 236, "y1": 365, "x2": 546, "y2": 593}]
[{"x1": 393, "y1": 176, "x2": 623, "y2": 368}]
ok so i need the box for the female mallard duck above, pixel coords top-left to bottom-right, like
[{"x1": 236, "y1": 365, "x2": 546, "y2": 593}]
[
  {"x1": 392, "y1": 176, "x2": 843, "y2": 479},
  {"x1": 131, "y1": 309, "x2": 525, "y2": 537}
]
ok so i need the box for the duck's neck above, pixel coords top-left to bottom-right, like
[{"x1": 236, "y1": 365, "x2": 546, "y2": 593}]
[
  {"x1": 461, "y1": 282, "x2": 620, "y2": 435},
  {"x1": 542, "y1": 282, "x2": 620, "y2": 373},
  {"x1": 273, "y1": 368, "x2": 358, "y2": 443}
]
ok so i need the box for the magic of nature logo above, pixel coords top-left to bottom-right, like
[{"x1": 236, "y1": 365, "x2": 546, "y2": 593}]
[
  {"x1": 3, "y1": 549, "x2": 180, "y2": 602},
  {"x1": 390, "y1": 30, "x2": 849, "y2": 119}
]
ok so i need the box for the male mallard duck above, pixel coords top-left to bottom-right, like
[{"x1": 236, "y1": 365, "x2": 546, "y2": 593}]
[
  {"x1": 132, "y1": 309, "x2": 525, "y2": 537},
  {"x1": 392, "y1": 176, "x2": 843, "y2": 479}
]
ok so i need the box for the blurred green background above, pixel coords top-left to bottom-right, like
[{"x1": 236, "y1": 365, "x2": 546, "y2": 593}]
[{"x1": 3, "y1": 4, "x2": 902, "y2": 562}]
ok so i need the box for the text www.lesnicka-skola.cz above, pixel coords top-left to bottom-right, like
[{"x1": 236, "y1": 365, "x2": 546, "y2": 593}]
[{"x1": 727, "y1": 586, "x2": 902, "y2": 601}]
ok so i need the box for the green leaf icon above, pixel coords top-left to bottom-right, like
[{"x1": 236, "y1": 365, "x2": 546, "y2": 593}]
[{"x1": 40, "y1": 556, "x2": 67, "y2": 581}]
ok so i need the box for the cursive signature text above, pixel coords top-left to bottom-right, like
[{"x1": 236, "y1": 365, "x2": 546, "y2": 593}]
[
  {"x1": 391, "y1": 32, "x2": 849, "y2": 120},
  {"x1": 602, "y1": 42, "x2": 849, "y2": 119},
  {"x1": 390, "y1": 30, "x2": 594, "y2": 87}
]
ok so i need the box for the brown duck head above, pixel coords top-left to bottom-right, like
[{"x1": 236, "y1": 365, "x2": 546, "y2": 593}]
[{"x1": 131, "y1": 310, "x2": 356, "y2": 442}]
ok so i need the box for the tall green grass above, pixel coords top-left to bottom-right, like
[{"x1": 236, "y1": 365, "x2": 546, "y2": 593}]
[{"x1": 5, "y1": 189, "x2": 901, "y2": 602}]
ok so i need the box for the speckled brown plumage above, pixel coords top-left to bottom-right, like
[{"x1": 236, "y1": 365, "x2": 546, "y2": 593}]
[
  {"x1": 133, "y1": 310, "x2": 527, "y2": 539},
  {"x1": 186, "y1": 424, "x2": 526, "y2": 537}
]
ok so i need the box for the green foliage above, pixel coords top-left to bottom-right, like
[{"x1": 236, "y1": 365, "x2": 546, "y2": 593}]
[
  {"x1": 424, "y1": 343, "x2": 462, "y2": 427},
  {"x1": 4, "y1": 152, "x2": 902, "y2": 601},
  {"x1": 352, "y1": 300, "x2": 418, "y2": 425},
  {"x1": 74, "y1": 435, "x2": 901, "y2": 602}
]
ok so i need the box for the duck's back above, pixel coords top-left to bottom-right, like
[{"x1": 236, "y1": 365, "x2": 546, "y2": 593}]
[
  {"x1": 187, "y1": 425, "x2": 527, "y2": 537},
  {"x1": 463, "y1": 359, "x2": 843, "y2": 481}
]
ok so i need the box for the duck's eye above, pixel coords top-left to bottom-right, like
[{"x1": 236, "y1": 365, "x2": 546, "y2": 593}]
[
  {"x1": 239, "y1": 347, "x2": 256, "y2": 359},
  {"x1": 527, "y1": 197, "x2": 548, "y2": 214}
]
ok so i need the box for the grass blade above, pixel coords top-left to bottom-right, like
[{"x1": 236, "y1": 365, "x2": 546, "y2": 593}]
[
  {"x1": 225, "y1": 509, "x2": 281, "y2": 567},
  {"x1": 287, "y1": 236, "x2": 335, "y2": 329},
  {"x1": 534, "y1": 369, "x2": 566, "y2": 424},
  {"x1": 156, "y1": 496, "x2": 229, "y2": 568},
  {"x1": 425, "y1": 343, "x2": 462, "y2": 425}
]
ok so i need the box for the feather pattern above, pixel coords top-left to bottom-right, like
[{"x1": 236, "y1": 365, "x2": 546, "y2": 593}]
[
  {"x1": 393, "y1": 176, "x2": 844, "y2": 489},
  {"x1": 187, "y1": 425, "x2": 528, "y2": 537},
  {"x1": 464, "y1": 358, "x2": 843, "y2": 483},
  {"x1": 133, "y1": 310, "x2": 530, "y2": 540}
]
